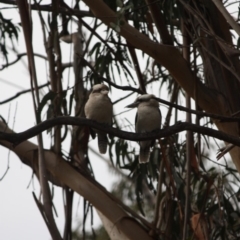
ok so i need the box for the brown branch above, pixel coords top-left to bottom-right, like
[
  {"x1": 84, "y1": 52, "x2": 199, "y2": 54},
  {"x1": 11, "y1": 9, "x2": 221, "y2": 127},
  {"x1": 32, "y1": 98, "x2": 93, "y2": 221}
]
[
  {"x1": 182, "y1": 20, "x2": 192, "y2": 240},
  {"x1": 80, "y1": 0, "x2": 220, "y2": 117},
  {"x1": 126, "y1": 41, "x2": 146, "y2": 93},
  {"x1": 17, "y1": 1, "x2": 62, "y2": 239},
  {"x1": 81, "y1": 58, "x2": 143, "y2": 94},
  {"x1": 199, "y1": 40, "x2": 240, "y2": 83},
  {"x1": 3, "y1": 0, "x2": 220, "y2": 114},
  {"x1": 112, "y1": 91, "x2": 135, "y2": 105},
  {"x1": 0, "y1": 53, "x2": 47, "y2": 70},
  {"x1": 145, "y1": 0, "x2": 173, "y2": 45},
  {"x1": 0, "y1": 121, "x2": 154, "y2": 240},
  {"x1": 162, "y1": 84, "x2": 179, "y2": 128},
  {"x1": 0, "y1": 0, "x2": 92, "y2": 17},
  {"x1": 51, "y1": 1, "x2": 63, "y2": 156},
  {"x1": 152, "y1": 159, "x2": 164, "y2": 229},
  {"x1": 0, "y1": 83, "x2": 49, "y2": 105},
  {"x1": 211, "y1": 0, "x2": 240, "y2": 37},
  {"x1": 154, "y1": 97, "x2": 238, "y2": 122},
  {"x1": 0, "y1": 50, "x2": 72, "y2": 72},
  {"x1": 78, "y1": 18, "x2": 135, "y2": 79},
  {"x1": 1, "y1": 117, "x2": 240, "y2": 147}
]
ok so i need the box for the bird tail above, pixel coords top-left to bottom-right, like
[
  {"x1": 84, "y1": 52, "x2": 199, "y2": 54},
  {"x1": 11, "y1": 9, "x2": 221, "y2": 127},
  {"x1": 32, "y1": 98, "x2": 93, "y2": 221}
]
[
  {"x1": 139, "y1": 147, "x2": 150, "y2": 163},
  {"x1": 98, "y1": 133, "x2": 108, "y2": 154}
]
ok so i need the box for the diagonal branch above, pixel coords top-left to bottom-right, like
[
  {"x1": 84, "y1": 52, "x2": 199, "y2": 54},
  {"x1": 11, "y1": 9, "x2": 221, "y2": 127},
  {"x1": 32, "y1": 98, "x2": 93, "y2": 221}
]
[
  {"x1": 16, "y1": 1, "x2": 62, "y2": 239},
  {"x1": 0, "y1": 83, "x2": 49, "y2": 105},
  {"x1": 145, "y1": 0, "x2": 173, "y2": 45},
  {"x1": 211, "y1": 0, "x2": 240, "y2": 37},
  {"x1": 80, "y1": 0, "x2": 219, "y2": 115},
  {"x1": 0, "y1": 53, "x2": 47, "y2": 70},
  {"x1": 81, "y1": 58, "x2": 143, "y2": 94},
  {"x1": 0, "y1": 122, "x2": 154, "y2": 240},
  {"x1": 126, "y1": 41, "x2": 146, "y2": 93}
]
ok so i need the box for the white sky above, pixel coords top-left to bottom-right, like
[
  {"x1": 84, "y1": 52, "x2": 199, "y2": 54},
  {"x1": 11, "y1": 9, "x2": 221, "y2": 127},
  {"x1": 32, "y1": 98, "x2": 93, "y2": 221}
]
[
  {"x1": 0, "y1": 1, "x2": 237, "y2": 239},
  {"x1": 0, "y1": 4, "x2": 121, "y2": 239}
]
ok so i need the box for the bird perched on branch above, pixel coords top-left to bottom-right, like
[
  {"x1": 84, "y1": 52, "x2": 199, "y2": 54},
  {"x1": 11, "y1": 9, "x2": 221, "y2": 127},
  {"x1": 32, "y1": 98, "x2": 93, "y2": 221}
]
[
  {"x1": 126, "y1": 94, "x2": 161, "y2": 163},
  {"x1": 84, "y1": 84, "x2": 113, "y2": 154}
]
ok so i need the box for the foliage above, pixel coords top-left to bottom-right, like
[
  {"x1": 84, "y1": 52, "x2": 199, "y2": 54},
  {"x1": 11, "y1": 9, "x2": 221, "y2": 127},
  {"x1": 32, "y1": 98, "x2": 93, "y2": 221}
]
[
  {"x1": 1, "y1": 0, "x2": 240, "y2": 240},
  {"x1": 0, "y1": 11, "x2": 19, "y2": 65}
]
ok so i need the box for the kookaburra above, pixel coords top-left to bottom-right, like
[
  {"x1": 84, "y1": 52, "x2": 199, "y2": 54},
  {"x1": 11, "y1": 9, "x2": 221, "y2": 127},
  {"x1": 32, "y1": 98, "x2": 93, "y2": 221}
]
[
  {"x1": 84, "y1": 84, "x2": 113, "y2": 154},
  {"x1": 126, "y1": 94, "x2": 161, "y2": 163}
]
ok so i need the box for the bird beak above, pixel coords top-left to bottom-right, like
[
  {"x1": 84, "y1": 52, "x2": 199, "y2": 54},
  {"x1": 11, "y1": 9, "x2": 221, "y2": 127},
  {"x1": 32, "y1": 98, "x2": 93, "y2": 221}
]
[
  {"x1": 125, "y1": 101, "x2": 139, "y2": 108},
  {"x1": 101, "y1": 90, "x2": 109, "y2": 95}
]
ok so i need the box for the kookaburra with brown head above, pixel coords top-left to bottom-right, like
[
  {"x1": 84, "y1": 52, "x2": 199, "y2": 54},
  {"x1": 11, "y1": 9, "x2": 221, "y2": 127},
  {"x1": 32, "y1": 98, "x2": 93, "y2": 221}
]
[
  {"x1": 84, "y1": 84, "x2": 113, "y2": 154},
  {"x1": 126, "y1": 94, "x2": 161, "y2": 163}
]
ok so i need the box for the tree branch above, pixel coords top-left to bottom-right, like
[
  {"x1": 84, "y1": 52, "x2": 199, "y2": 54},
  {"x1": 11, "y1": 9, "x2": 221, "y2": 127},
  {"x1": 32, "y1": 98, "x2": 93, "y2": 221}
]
[
  {"x1": 1, "y1": 117, "x2": 240, "y2": 148},
  {"x1": 0, "y1": 83, "x2": 49, "y2": 105},
  {"x1": 81, "y1": 58, "x2": 143, "y2": 94},
  {"x1": 211, "y1": 0, "x2": 240, "y2": 37},
  {"x1": 0, "y1": 122, "x2": 154, "y2": 240},
  {"x1": 16, "y1": 1, "x2": 62, "y2": 239},
  {"x1": 0, "y1": 52, "x2": 47, "y2": 70},
  {"x1": 126, "y1": 41, "x2": 146, "y2": 93},
  {"x1": 0, "y1": 0, "x2": 92, "y2": 17},
  {"x1": 155, "y1": 97, "x2": 240, "y2": 122},
  {"x1": 80, "y1": 0, "x2": 220, "y2": 115},
  {"x1": 145, "y1": 0, "x2": 173, "y2": 45}
]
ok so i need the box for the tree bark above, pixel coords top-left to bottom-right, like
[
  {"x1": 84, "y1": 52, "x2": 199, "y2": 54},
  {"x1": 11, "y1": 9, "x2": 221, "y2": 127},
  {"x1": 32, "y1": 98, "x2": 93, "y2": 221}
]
[
  {"x1": 79, "y1": 0, "x2": 240, "y2": 172},
  {"x1": 0, "y1": 121, "x2": 153, "y2": 240}
]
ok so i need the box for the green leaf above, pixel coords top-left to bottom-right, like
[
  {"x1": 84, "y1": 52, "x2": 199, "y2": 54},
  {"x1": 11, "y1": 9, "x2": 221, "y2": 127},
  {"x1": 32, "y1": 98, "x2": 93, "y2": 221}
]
[
  {"x1": 37, "y1": 91, "x2": 57, "y2": 122},
  {"x1": 88, "y1": 42, "x2": 101, "y2": 57},
  {"x1": 116, "y1": 0, "x2": 123, "y2": 8}
]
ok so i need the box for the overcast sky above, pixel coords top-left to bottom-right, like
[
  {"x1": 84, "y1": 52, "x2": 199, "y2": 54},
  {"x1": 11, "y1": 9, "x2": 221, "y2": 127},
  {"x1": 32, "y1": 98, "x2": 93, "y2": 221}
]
[
  {"x1": 1, "y1": 1, "x2": 236, "y2": 239},
  {"x1": 0, "y1": 3, "x2": 122, "y2": 239}
]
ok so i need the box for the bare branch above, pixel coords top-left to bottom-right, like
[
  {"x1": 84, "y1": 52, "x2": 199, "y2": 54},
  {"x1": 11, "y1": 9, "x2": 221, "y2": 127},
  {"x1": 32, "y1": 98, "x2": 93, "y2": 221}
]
[
  {"x1": 0, "y1": 0, "x2": 92, "y2": 17},
  {"x1": 126, "y1": 41, "x2": 146, "y2": 93},
  {"x1": 0, "y1": 122, "x2": 155, "y2": 240},
  {"x1": 154, "y1": 97, "x2": 236, "y2": 122},
  {"x1": 0, "y1": 53, "x2": 47, "y2": 70},
  {"x1": 82, "y1": 58, "x2": 143, "y2": 94},
  {"x1": 17, "y1": 1, "x2": 62, "y2": 239},
  {"x1": 1, "y1": 117, "x2": 240, "y2": 148},
  {"x1": 80, "y1": 0, "x2": 218, "y2": 115},
  {"x1": 0, "y1": 83, "x2": 49, "y2": 105},
  {"x1": 145, "y1": 0, "x2": 173, "y2": 45},
  {"x1": 211, "y1": 0, "x2": 240, "y2": 37}
]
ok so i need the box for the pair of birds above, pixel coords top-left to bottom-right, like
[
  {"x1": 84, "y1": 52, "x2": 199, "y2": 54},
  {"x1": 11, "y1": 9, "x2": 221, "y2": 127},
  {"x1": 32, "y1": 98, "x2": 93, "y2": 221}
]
[{"x1": 84, "y1": 84, "x2": 161, "y2": 163}]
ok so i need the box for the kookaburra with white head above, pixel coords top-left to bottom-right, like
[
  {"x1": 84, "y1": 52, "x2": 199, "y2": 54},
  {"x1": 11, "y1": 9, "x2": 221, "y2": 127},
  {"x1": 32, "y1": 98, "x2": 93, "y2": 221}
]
[
  {"x1": 84, "y1": 84, "x2": 113, "y2": 154},
  {"x1": 126, "y1": 94, "x2": 161, "y2": 163}
]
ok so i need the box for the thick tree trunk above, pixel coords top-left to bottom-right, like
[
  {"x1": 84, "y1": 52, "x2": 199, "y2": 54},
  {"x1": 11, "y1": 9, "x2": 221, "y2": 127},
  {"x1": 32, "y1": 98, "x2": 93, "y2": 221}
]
[
  {"x1": 0, "y1": 121, "x2": 153, "y2": 240},
  {"x1": 80, "y1": 0, "x2": 240, "y2": 172}
]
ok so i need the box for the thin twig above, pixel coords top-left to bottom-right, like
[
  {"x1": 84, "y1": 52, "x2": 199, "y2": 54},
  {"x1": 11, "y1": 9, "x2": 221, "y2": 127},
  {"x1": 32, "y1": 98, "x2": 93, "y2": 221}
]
[
  {"x1": 0, "y1": 53, "x2": 47, "y2": 70},
  {"x1": 154, "y1": 97, "x2": 240, "y2": 122},
  {"x1": 0, "y1": 83, "x2": 49, "y2": 105},
  {"x1": 82, "y1": 58, "x2": 143, "y2": 94},
  {"x1": 126, "y1": 41, "x2": 146, "y2": 93}
]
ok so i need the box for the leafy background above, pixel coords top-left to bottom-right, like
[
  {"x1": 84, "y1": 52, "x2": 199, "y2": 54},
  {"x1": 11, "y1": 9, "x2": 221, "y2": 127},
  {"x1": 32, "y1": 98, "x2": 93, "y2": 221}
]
[{"x1": 1, "y1": 0, "x2": 240, "y2": 239}]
